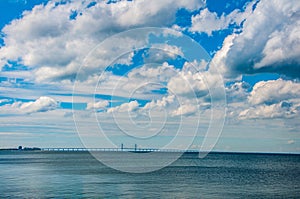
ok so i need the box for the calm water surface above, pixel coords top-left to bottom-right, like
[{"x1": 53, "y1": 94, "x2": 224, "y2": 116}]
[{"x1": 0, "y1": 151, "x2": 299, "y2": 198}]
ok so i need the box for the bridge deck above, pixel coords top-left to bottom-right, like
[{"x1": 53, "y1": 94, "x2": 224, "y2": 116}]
[{"x1": 41, "y1": 148, "x2": 199, "y2": 153}]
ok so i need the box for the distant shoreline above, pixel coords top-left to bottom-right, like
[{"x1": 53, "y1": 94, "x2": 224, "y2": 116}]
[
  {"x1": 0, "y1": 147, "x2": 299, "y2": 156},
  {"x1": 0, "y1": 147, "x2": 41, "y2": 151}
]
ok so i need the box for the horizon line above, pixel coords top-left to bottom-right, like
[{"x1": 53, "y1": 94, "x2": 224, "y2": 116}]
[{"x1": 0, "y1": 146, "x2": 299, "y2": 155}]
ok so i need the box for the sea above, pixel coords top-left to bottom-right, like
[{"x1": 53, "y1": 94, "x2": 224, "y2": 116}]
[{"x1": 0, "y1": 151, "x2": 299, "y2": 198}]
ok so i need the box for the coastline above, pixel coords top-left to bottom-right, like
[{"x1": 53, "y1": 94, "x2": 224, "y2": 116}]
[{"x1": 0, "y1": 148, "x2": 299, "y2": 156}]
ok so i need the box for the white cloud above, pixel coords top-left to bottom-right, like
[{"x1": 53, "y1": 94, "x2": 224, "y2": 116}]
[
  {"x1": 0, "y1": 0, "x2": 204, "y2": 82},
  {"x1": 182, "y1": 60, "x2": 208, "y2": 73},
  {"x1": 239, "y1": 101, "x2": 299, "y2": 119},
  {"x1": 172, "y1": 104, "x2": 197, "y2": 116},
  {"x1": 19, "y1": 96, "x2": 58, "y2": 114},
  {"x1": 213, "y1": 0, "x2": 300, "y2": 78},
  {"x1": 115, "y1": 52, "x2": 135, "y2": 66},
  {"x1": 89, "y1": 62, "x2": 178, "y2": 101},
  {"x1": 190, "y1": 8, "x2": 231, "y2": 36},
  {"x1": 238, "y1": 79, "x2": 300, "y2": 120},
  {"x1": 0, "y1": 99, "x2": 10, "y2": 104},
  {"x1": 128, "y1": 62, "x2": 178, "y2": 82},
  {"x1": 144, "y1": 44, "x2": 184, "y2": 63},
  {"x1": 248, "y1": 79, "x2": 300, "y2": 105},
  {"x1": 0, "y1": 96, "x2": 58, "y2": 114},
  {"x1": 143, "y1": 95, "x2": 175, "y2": 110},
  {"x1": 210, "y1": 34, "x2": 236, "y2": 77},
  {"x1": 189, "y1": 2, "x2": 255, "y2": 36},
  {"x1": 107, "y1": 100, "x2": 139, "y2": 113},
  {"x1": 115, "y1": 0, "x2": 204, "y2": 27},
  {"x1": 226, "y1": 81, "x2": 250, "y2": 103},
  {"x1": 86, "y1": 100, "x2": 109, "y2": 110},
  {"x1": 167, "y1": 70, "x2": 209, "y2": 98},
  {"x1": 163, "y1": 25, "x2": 184, "y2": 37}
]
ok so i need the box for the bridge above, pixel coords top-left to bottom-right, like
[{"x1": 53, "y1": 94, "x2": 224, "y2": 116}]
[{"x1": 41, "y1": 147, "x2": 199, "y2": 153}]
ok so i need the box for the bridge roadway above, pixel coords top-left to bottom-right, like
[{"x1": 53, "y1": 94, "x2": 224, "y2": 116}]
[{"x1": 41, "y1": 147, "x2": 199, "y2": 153}]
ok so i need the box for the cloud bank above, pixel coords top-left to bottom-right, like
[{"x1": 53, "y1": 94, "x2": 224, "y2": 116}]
[{"x1": 212, "y1": 0, "x2": 300, "y2": 78}]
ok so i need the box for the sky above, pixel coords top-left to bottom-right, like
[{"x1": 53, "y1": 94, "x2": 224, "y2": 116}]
[{"x1": 0, "y1": 0, "x2": 299, "y2": 153}]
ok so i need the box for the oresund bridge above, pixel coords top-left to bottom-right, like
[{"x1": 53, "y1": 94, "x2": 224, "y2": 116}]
[
  {"x1": 0, "y1": 144, "x2": 200, "y2": 153},
  {"x1": 40, "y1": 147, "x2": 199, "y2": 153}
]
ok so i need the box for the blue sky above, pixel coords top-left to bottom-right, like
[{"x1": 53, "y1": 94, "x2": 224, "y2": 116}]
[{"x1": 0, "y1": 0, "x2": 299, "y2": 153}]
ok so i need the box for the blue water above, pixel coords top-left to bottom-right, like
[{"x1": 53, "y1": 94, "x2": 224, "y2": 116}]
[{"x1": 0, "y1": 151, "x2": 299, "y2": 198}]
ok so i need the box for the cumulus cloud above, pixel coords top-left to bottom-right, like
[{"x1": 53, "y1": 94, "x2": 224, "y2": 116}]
[
  {"x1": 0, "y1": 96, "x2": 58, "y2": 114},
  {"x1": 239, "y1": 101, "x2": 299, "y2": 119},
  {"x1": 86, "y1": 100, "x2": 109, "y2": 110},
  {"x1": 213, "y1": 0, "x2": 300, "y2": 78},
  {"x1": 107, "y1": 100, "x2": 139, "y2": 113},
  {"x1": 190, "y1": 8, "x2": 233, "y2": 36},
  {"x1": 112, "y1": 0, "x2": 204, "y2": 27},
  {"x1": 248, "y1": 79, "x2": 300, "y2": 105},
  {"x1": 93, "y1": 62, "x2": 179, "y2": 100},
  {"x1": 143, "y1": 44, "x2": 184, "y2": 63},
  {"x1": 225, "y1": 81, "x2": 250, "y2": 104},
  {"x1": 210, "y1": 34, "x2": 236, "y2": 77},
  {"x1": 106, "y1": 93, "x2": 199, "y2": 118},
  {"x1": 238, "y1": 79, "x2": 300, "y2": 119},
  {"x1": 172, "y1": 104, "x2": 197, "y2": 116},
  {"x1": 189, "y1": 2, "x2": 255, "y2": 36},
  {"x1": 19, "y1": 96, "x2": 58, "y2": 114},
  {"x1": 0, "y1": 0, "x2": 204, "y2": 82},
  {"x1": 127, "y1": 62, "x2": 178, "y2": 83},
  {"x1": 143, "y1": 95, "x2": 175, "y2": 110},
  {"x1": 182, "y1": 60, "x2": 208, "y2": 73},
  {"x1": 167, "y1": 70, "x2": 208, "y2": 98}
]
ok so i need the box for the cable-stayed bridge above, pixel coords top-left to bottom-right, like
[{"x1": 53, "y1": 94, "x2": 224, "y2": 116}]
[{"x1": 41, "y1": 147, "x2": 199, "y2": 153}]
